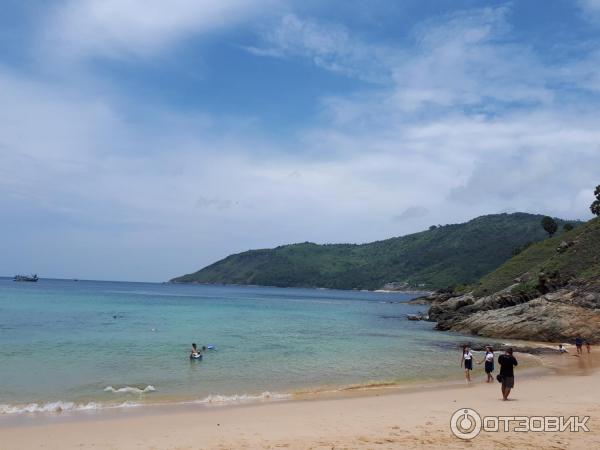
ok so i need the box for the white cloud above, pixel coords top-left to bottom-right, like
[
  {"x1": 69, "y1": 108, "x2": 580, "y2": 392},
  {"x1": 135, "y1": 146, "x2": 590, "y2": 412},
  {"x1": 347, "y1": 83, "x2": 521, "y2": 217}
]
[
  {"x1": 251, "y1": 8, "x2": 556, "y2": 111},
  {"x1": 45, "y1": 0, "x2": 280, "y2": 59},
  {"x1": 578, "y1": 0, "x2": 600, "y2": 19},
  {"x1": 246, "y1": 14, "x2": 393, "y2": 83},
  {"x1": 391, "y1": 7, "x2": 554, "y2": 112}
]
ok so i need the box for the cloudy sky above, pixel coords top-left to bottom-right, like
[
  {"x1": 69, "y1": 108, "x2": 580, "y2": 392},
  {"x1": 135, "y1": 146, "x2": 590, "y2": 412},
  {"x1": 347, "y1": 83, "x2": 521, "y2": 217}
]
[{"x1": 1, "y1": 0, "x2": 600, "y2": 281}]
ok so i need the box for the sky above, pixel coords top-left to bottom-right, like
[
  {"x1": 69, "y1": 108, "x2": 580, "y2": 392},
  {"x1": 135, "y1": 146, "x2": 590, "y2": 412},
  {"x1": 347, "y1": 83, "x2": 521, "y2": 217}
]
[{"x1": 1, "y1": 0, "x2": 600, "y2": 282}]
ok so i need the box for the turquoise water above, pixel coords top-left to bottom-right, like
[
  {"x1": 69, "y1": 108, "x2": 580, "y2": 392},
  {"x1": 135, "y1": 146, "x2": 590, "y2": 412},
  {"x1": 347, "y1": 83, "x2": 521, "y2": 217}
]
[{"x1": 0, "y1": 278, "x2": 477, "y2": 414}]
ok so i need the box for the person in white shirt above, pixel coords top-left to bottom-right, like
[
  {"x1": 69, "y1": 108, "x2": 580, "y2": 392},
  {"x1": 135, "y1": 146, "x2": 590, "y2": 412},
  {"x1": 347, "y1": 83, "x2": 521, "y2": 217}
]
[
  {"x1": 460, "y1": 345, "x2": 474, "y2": 382},
  {"x1": 478, "y1": 346, "x2": 495, "y2": 383}
]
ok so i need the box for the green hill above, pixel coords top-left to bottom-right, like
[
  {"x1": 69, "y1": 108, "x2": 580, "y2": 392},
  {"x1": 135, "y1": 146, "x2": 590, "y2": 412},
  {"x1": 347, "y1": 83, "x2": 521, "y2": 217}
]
[
  {"x1": 472, "y1": 216, "x2": 600, "y2": 297},
  {"x1": 171, "y1": 213, "x2": 578, "y2": 290}
]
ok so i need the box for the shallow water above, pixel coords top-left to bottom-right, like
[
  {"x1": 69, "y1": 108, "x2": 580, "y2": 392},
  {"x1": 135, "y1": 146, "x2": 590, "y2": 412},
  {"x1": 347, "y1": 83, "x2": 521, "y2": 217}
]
[{"x1": 0, "y1": 278, "x2": 484, "y2": 414}]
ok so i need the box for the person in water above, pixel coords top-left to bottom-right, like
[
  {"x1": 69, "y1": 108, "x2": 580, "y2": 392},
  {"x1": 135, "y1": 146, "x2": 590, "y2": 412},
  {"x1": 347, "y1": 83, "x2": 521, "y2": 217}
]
[
  {"x1": 498, "y1": 348, "x2": 518, "y2": 401},
  {"x1": 478, "y1": 346, "x2": 495, "y2": 383},
  {"x1": 190, "y1": 343, "x2": 201, "y2": 358},
  {"x1": 460, "y1": 345, "x2": 473, "y2": 382}
]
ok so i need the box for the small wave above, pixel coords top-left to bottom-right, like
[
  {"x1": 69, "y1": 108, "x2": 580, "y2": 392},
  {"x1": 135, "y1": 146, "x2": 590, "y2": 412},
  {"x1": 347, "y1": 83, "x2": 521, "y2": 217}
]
[
  {"x1": 194, "y1": 391, "x2": 291, "y2": 405},
  {"x1": 0, "y1": 401, "x2": 139, "y2": 415},
  {"x1": 104, "y1": 385, "x2": 156, "y2": 394},
  {"x1": 106, "y1": 290, "x2": 207, "y2": 298},
  {"x1": 0, "y1": 391, "x2": 289, "y2": 415}
]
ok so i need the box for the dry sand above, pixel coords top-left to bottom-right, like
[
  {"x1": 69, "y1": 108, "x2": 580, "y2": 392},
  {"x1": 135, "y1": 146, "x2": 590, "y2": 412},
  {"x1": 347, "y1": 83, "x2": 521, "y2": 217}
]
[{"x1": 1, "y1": 350, "x2": 598, "y2": 449}]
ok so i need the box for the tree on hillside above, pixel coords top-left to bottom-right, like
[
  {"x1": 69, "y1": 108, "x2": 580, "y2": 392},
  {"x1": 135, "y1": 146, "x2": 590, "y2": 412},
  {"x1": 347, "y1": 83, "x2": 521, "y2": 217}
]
[
  {"x1": 563, "y1": 223, "x2": 574, "y2": 232},
  {"x1": 591, "y1": 184, "x2": 600, "y2": 217},
  {"x1": 541, "y1": 216, "x2": 558, "y2": 237}
]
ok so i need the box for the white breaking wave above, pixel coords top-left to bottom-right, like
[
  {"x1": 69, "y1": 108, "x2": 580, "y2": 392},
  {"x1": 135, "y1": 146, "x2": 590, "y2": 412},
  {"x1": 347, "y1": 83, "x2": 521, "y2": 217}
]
[
  {"x1": 0, "y1": 390, "x2": 290, "y2": 415},
  {"x1": 0, "y1": 401, "x2": 139, "y2": 415},
  {"x1": 103, "y1": 385, "x2": 156, "y2": 394},
  {"x1": 193, "y1": 391, "x2": 291, "y2": 405}
]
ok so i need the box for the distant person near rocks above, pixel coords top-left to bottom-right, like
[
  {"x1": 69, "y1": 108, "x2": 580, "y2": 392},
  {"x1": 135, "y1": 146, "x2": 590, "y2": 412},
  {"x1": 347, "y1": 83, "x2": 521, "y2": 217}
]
[
  {"x1": 498, "y1": 348, "x2": 518, "y2": 401},
  {"x1": 575, "y1": 336, "x2": 584, "y2": 355}
]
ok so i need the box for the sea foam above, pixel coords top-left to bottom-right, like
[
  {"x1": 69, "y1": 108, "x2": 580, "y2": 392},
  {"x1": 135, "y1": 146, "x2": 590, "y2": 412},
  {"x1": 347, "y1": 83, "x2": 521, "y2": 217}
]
[
  {"x1": 103, "y1": 385, "x2": 156, "y2": 394},
  {"x1": 0, "y1": 401, "x2": 139, "y2": 415},
  {"x1": 193, "y1": 391, "x2": 291, "y2": 405},
  {"x1": 0, "y1": 390, "x2": 290, "y2": 415}
]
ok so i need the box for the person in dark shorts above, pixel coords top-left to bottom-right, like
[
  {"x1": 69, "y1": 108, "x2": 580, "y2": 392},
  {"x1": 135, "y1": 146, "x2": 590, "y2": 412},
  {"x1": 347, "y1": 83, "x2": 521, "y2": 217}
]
[
  {"x1": 498, "y1": 348, "x2": 518, "y2": 400},
  {"x1": 478, "y1": 346, "x2": 495, "y2": 383},
  {"x1": 575, "y1": 336, "x2": 584, "y2": 355},
  {"x1": 460, "y1": 345, "x2": 474, "y2": 382}
]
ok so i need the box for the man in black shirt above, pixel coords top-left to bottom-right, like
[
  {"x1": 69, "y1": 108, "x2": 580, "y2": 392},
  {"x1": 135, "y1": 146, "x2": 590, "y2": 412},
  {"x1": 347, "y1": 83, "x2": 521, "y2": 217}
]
[{"x1": 498, "y1": 348, "x2": 518, "y2": 400}]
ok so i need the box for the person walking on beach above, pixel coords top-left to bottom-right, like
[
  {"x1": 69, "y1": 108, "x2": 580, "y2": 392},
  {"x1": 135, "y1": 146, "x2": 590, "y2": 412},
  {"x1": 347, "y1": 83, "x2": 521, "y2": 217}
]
[
  {"x1": 479, "y1": 346, "x2": 495, "y2": 383},
  {"x1": 498, "y1": 348, "x2": 518, "y2": 400},
  {"x1": 575, "y1": 336, "x2": 584, "y2": 355},
  {"x1": 586, "y1": 341, "x2": 591, "y2": 354},
  {"x1": 460, "y1": 345, "x2": 473, "y2": 382}
]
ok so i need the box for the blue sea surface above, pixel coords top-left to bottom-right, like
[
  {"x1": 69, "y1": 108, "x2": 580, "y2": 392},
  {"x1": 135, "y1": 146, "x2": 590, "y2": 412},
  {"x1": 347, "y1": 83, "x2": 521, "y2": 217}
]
[{"x1": 0, "y1": 278, "x2": 478, "y2": 413}]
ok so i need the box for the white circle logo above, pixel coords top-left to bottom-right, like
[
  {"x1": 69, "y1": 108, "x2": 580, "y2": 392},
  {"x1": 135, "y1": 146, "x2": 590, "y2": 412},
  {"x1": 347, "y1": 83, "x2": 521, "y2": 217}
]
[{"x1": 450, "y1": 408, "x2": 482, "y2": 440}]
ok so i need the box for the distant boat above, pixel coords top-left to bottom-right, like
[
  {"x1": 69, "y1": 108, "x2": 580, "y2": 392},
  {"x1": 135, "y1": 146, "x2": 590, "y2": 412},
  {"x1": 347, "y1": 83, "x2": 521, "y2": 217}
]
[{"x1": 13, "y1": 274, "x2": 39, "y2": 282}]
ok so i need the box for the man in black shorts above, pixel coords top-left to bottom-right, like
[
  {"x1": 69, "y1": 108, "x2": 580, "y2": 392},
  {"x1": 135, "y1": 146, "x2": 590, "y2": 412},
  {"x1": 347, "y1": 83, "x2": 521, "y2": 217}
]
[
  {"x1": 575, "y1": 336, "x2": 584, "y2": 355},
  {"x1": 498, "y1": 348, "x2": 518, "y2": 401}
]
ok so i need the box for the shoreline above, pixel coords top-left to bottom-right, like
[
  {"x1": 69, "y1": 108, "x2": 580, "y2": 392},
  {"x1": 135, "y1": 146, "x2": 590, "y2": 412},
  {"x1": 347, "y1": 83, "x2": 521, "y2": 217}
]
[
  {"x1": 0, "y1": 363, "x2": 556, "y2": 428},
  {"x1": 168, "y1": 280, "x2": 433, "y2": 295},
  {"x1": 0, "y1": 341, "x2": 600, "y2": 418},
  {"x1": 0, "y1": 338, "x2": 566, "y2": 418},
  {"x1": 1, "y1": 348, "x2": 597, "y2": 449},
  {"x1": 0, "y1": 341, "x2": 555, "y2": 419}
]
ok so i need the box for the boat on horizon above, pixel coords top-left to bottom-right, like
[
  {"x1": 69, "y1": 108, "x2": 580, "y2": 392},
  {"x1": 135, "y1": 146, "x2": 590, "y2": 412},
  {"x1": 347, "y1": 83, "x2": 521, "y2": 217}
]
[{"x1": 13, "y1": 274, "x2": 39, "y2": 282}]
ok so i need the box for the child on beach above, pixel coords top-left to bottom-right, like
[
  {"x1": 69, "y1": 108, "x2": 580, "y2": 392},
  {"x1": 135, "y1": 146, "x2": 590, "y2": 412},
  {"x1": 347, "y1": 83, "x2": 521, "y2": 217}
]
[
  {"x1": 558, "y1": 344, "x2": 567, "y2": 353},
  {"x1": 478, "y1": 346, "x2": 495, "y2": 382},
  {"x1": 460, "y1": 345, "x2": 473, "y2": 382}
]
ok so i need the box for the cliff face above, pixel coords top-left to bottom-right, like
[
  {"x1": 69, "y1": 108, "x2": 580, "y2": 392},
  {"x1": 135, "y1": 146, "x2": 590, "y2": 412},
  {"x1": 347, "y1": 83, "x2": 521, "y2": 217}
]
[{"x1": 425, "y1": 217, "x2": 600, "y2": 342}]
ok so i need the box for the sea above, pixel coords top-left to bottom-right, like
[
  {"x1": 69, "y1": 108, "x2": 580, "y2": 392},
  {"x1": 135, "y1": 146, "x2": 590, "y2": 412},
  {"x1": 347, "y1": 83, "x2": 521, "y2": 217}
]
[{"x1": 0, "y1": 278, "x2": 484, "y2": 415}]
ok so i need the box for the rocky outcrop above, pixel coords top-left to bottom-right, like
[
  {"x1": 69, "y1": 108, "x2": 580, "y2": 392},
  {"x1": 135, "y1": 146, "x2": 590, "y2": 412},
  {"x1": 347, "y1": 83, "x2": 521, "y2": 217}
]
[
  {"x1": 406, "y1": 313, "x2": 429, "y2": 321},
  {"x1": 408, "y1": 290, "x2": 457, "y2": 305},
  {"x1": 427, "y1": 280, "x2": 600, "y2": 343},
  {"x1": 423, "y1": 216, "x2": 600, "y2": 342},
  {"x1": 457, "y1": 342, "x2": 562, "y2": 355}
]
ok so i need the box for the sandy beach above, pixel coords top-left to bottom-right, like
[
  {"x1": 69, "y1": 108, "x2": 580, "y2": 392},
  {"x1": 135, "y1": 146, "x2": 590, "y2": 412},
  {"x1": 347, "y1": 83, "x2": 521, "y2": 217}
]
[{"x1": 1, "y1": 349, "x2": 598, "y2": 449}]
